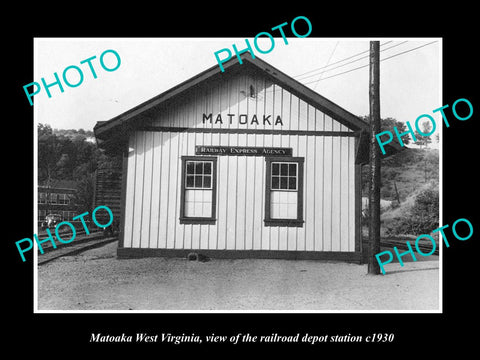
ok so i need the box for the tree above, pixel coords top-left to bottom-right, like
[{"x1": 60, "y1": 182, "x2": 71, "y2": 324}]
[
  {"x1": 382, "y1": 118, "x2": 412, "y2": 145},
  {"x1": 414, "y1": 121, "x2": 433, "y2": 149},
  {"x1": 38, "y1": 123, "x2": 102, "y2": 183},
  {"x1": 73, "y1": 173, "x2": 95, "y2": 215},
  {"x1": 38, "y1": 123, "x2": 63, "y2": 185},
  {"x1": 385, "y1": 184, "x2": 439, "y2": 236},
  {"x1": 38, "y1": 124, "x2": 122, "y2": 223},
  {"x1": 55, "y1": 153, "x2": 71, "y2": 179},
  {"x1": 360, "y1": 117, "x2": 409, "y2": 195},
  {"x1": 38, "y1": 123, "x2": 53, "y2": 137},
  {"x1": 360, "y1": 116, "x2": 412, "y2": 146}
]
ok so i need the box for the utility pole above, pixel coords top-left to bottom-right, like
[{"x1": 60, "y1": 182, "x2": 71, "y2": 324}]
[{"x1": 368, "y1": 41, "x2": 381, "y2": 275}]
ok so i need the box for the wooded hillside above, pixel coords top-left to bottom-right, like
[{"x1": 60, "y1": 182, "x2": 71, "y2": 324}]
[
  {"x1": 38, "y1": 123, "x2": 119, "y2": 215},
  {"x1": 362, "y1": 147, "x2": 440, "y2": 236}
]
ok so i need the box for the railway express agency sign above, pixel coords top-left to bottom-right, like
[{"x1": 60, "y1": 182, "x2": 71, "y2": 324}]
[{"x1": 195, "y1": 146, "x2": 293, "y2": 156}]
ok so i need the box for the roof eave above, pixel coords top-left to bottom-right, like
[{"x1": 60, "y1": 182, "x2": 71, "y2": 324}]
[
  {"x1": 355, "y1": 129, "x2": 405, "y2": 164},
  {"x1": 95, "y1": 54, "x2": 369, "y2": 144}
]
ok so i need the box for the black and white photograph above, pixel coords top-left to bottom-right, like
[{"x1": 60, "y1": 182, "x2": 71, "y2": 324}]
[
  {"x1": 33, "y1": 37, "x2": 441, "y2": 312},
  {"x1": 6, "y1": 8, "x2": 479, "y2": 353}
]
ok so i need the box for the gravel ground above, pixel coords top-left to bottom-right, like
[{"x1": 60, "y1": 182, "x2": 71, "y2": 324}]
[{"x1": 37, "y1": 242, "x2": 439, "y2": 311}]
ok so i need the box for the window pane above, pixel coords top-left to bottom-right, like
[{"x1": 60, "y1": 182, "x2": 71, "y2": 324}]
[
  {"x1": 186, "y1": 175, "x2": 194, "y2": 187},
  {"x1": 272, "y1": 163, "x2": 279, "y2": 175},
  {"x1": 270, "y1": 190, "x2": 297, "y2": 219},
  {"x1": 204, "y1": 162, "x2": 211, "y2": 174},
  {"x1": 185, "y1": 200, "x2": 195, "y2": 217},
  {"x1": 194, "y1": 203, "x2": 203, "y2": 217},
  {"x1": 203, "y1": 203, "x2": 212, "y2": 217},
  {"x1": 195, "y1": 162, "x2": 203, "y2": 175},
  {"x1": 203, "y1": 175, "x2": 211, "y2": 188},
  {"x1": 183, "y1": 158, "x2": 217, "y2": 221},
  {"x1": 271, "y1": 202, "x2": 280, "y2": 219},
  {"x1": 184, "y1": 189, "x2": 212, "y2": 218},
  {"x1": 287, "y1": 203, "x2": 297, "y2": 219},
  {"x1": 288, "y1": 176, "x2": 297, "y2": 190},
  {"x1": 267, "y1": 159, "x2": 302, "y2": 223},
  {"x1": 271, "y1": 176, "x2": 279, "y2": 189},
  {"x1": 289, "y1": 163, "x2": 297, "y2": 176},
  {"x1": 203, "y1": 190, "x2": 212, "y2": 203},
  {"x1": 186, "y1": 162, "x2": 195, "y2": 175}
]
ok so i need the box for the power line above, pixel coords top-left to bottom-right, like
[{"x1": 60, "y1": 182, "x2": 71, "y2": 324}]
[
  {"x1": 380, "y1": 41, "x2": 438, "y2": 62},
  {"x1": 302, "y1": 41, "x2": 438, "y2": 85},
  {"x1": 296, "y1": 41, "x2": 408, "y2": 81},
  {"x1": 303, "y1": 63, "x2": 367, "y2": 85},
  {"x1": 262, "y1": 41, "x2": 438, "y2": 94},
  {"x1": 294, "y1": 40, "x2": 393, "y2": 78},
  {"x1": 311, "y1": 41, "x2": 339, "y2": 90}
]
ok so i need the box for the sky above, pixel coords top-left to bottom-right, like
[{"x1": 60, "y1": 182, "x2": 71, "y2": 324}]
[{"x1": 34, "y1": 37, "x2": 441, "y2": 142}]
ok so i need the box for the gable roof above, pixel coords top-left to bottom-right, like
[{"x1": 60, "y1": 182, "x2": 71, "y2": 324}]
[
  {"x1": 94, "y1": 53, "x2": 403, "y2": 160},
  {"x1": 94, "y1": 54, "x2": 369, "y2": 141}
]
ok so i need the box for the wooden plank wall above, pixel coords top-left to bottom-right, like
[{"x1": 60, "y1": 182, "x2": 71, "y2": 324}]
[
  {"x1": 122, "y1": 72, "x2": 356, "y2": 253},
  {"x1": 122, "y1": 130, "x2": 356, "y2": 252},
  {"x1": 93, "y1": 167, "x2": 122, "y2": 224},
  {"x1": 148, "y1": 73, "x2": 354, "y2": 133}
]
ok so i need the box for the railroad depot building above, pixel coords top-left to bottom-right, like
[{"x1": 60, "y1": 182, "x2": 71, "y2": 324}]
[{"x1": 94, "y1": 54, "x2": 383, "y2": 262}]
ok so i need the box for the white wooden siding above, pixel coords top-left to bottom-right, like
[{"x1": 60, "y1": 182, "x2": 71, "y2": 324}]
[
  {"x1": 122, "y1": 71, "x2": 357, "y2": 253},
  {"x1": 149, "y1": 73, "x2": 353, "y2": 133},
  {"x1": 123, "y1": 130, "x2": 356, "y2": 252}
]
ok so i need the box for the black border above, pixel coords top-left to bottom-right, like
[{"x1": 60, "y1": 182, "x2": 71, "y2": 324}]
[{"x1": 6, "y1": 5, "x2": 480, "y2": 355}]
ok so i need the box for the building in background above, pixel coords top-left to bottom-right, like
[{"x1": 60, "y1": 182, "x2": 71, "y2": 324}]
[
  {"x1": 92, "y1": 160, "x2": 123, "y2": 234},
  {"x1": 38, "y1": 180, "x2": 80, "y2": 227}
]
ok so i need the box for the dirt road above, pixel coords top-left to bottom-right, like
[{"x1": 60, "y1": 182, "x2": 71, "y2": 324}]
[{"x1": 37, "y1": 241, "x2": 439, "y2": 311}]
